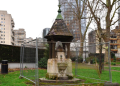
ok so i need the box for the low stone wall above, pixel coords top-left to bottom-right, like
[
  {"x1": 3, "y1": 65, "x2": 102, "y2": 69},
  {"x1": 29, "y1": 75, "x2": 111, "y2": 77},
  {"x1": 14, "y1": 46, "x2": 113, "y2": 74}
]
[{"x1": 0, "y1": 63, "x2": 36, "y2": 69}]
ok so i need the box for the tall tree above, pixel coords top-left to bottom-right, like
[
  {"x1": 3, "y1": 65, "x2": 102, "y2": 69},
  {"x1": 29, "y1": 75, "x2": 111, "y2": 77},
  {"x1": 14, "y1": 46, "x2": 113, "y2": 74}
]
[
  {"x1": 60, "y1": 0, "x2": 92, "y2": 58},
  {"x1": 87, "y1": 0, "x2": 120, "y2": 62}
]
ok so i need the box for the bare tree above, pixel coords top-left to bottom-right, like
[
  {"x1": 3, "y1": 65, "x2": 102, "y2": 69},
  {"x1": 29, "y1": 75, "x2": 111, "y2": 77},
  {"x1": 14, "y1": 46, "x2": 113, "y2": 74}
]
[
  {"x1": 87, "y1": 0, "x2": 120, "y2": 64},
  {"x1": 60, "y1": 0, "x2": 92, "y2": 58}
]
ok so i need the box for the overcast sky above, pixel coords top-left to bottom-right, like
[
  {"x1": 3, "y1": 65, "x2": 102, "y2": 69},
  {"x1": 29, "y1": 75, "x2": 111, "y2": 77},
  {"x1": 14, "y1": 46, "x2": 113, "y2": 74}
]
[
  {"x1": 0, "y1": 0, "x2": 58, "y2": 39},
  {"x1": 0, "y1": 0, "x2": 119, "y2": 39}
]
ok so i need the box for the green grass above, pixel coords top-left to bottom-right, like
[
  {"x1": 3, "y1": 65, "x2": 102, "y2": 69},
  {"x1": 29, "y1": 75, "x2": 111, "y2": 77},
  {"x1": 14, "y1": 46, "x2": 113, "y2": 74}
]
[
  {"x1": 72, "y1": 62, "x2": 120, "y2": 84},
  {"x1": 111, "y1": 67, "x2": 120, "y2": 71},
  {"x1": 105, "y1": 67, "x2": 120, "y2": 71},
  {"x1": 0, "y1": 63, "x2": 120, "y2": 86},
  {"x1": 116, "y1": 61, "x2": 120, "y2": 65},
  {"x1": 0, "y1": 69, "x2": 47, "y2": 86},
  {"x1": 0, "y1": 71, "x2": 32, "y2": 86}
]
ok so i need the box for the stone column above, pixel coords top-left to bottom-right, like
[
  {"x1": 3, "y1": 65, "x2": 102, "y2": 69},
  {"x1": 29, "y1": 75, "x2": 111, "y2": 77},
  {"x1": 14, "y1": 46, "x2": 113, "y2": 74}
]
[{"x1": 67, "y1": 43, "x2": 70, "y2": 58}]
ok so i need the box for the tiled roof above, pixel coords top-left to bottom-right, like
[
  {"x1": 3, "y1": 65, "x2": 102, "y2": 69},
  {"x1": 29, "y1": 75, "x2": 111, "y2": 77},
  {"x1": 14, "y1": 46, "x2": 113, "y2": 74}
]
[{"x1": 46, "y1": 19, "x2": 73, "y2": 37}]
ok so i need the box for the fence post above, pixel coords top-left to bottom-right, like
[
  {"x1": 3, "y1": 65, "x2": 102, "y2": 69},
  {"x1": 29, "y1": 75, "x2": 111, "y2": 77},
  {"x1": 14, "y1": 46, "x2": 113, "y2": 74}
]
[
  {"x1": 20, "y1": 44, "x2": 23, "y2": 77},
  {"x1": 108, "y1": 42, "x2": 112, "y2": 82},
  {"x1": 22, "y1": 44, "x2": 24, "y2": 76},
  {"x1": 35, "y1": 38, "x2": 39, "y2": 86},
  {"x1": 75, "y1": 47, "x2": 78, "y2": 76}
]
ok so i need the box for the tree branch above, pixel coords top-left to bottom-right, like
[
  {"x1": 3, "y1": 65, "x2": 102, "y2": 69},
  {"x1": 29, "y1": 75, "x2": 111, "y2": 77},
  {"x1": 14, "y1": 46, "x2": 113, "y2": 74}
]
[{"x1": 110, "y1": 5, "x2": 120, "y2": 23}]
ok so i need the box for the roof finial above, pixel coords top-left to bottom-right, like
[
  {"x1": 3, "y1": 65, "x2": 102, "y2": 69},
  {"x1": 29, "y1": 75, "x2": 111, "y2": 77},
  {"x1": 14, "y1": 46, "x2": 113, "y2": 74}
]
[{"x1": 56, "y1": 0, "x2": 63, "y2": 19}]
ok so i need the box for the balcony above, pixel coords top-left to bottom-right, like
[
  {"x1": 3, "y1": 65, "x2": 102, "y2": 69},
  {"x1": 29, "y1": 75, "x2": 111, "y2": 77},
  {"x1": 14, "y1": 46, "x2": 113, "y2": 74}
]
[
  {"x1": 17, "y1": 37, "x2": 24, "y2": 40},
  {"x1": 12, "y1": 23, "x2": 14, "y2": 28},
  {"x1": 17, "y1": 39, "x2": 24, "y2": 42},
  {"x1": 110, "y1": 38, "x2": 117, "y2": 40},
  {"x1": 111, "y1": 49, "x2": 118, "y2": 52},
  {"x1": 110, "y1": 43, "x2": 120, "y2": 45}
]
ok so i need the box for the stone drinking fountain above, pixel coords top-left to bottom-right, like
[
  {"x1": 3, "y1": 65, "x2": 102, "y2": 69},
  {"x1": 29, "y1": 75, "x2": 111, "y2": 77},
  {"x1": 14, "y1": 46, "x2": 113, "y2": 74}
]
[{"x1": 39, "y1": 1, "x2": 80, "y2": 85}]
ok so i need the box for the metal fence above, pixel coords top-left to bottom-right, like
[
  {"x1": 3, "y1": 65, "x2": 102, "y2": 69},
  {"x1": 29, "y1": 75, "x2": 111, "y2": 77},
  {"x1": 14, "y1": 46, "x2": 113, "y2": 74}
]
[
  {"x1": 74, "y1": 42, "x2": 112, "y2": 84},
  {"x1": 20, "y1": 39, "x2": 44, "y2": 85},
  {"x1": 20, "y1": 38, "x2": 112, "y2": 85}
]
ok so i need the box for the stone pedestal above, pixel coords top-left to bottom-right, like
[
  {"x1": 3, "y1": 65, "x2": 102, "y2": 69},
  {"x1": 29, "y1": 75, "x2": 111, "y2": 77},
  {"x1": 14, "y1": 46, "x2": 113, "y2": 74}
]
[{"x1": 46, "y1": 58, "x2": 73, "y2": 79}]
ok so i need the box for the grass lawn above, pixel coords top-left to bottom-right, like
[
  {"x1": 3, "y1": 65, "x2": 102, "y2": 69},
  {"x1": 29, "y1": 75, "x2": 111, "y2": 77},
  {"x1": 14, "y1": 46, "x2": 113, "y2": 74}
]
[
  {"x1": 0, "y1": 71, "x2": 33, "y2": 86},
  {"x1": 72, "y1": 63, "x2": 120, "y2": 84},
  {"x1": 0, "y1": 63, "x2": 120, "y2": 86},
  {"x1": 105, "y1": 66, "x2": 120, "y2": 71}
]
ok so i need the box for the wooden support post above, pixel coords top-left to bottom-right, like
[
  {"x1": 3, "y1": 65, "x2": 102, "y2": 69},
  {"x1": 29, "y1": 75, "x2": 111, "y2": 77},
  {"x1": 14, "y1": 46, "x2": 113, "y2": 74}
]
[
  {"x1": 52, "y1": 42, "x2": 55, "y2": 58},
  {"x1": 49, "y1": 43, "x2": 52, "y2": 59},
  {"x1": 67, "y1": 43, "x2": 70, "y2": 58}
]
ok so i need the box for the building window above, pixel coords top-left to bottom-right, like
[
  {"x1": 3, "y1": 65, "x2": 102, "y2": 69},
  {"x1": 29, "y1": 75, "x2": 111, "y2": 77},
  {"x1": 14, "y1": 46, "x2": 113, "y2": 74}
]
[
  {"x1": 1, "y1": 15, "x2": 3, "y2": 16},
  {"x1": 1, "y1": 41, "x2": 5, "y2": 43},
  {"x1": 4, "y1": 28, "x2": 5, "y2": 30},
  {"x1": 4, "y1": 18, "x2": 5, "y2": 20},
  {"x1": 1, "y1": 18, "x2": 3, "y2": 20},
  {"x1": 1, "y1": 21, "x2": 3, "y2": 23},
  {"x1": 1, "y1": 28, "x2": 3, "y2": 30},
  {"x1": 4, "y1": 25, "x2": 5, "y2": 27}
]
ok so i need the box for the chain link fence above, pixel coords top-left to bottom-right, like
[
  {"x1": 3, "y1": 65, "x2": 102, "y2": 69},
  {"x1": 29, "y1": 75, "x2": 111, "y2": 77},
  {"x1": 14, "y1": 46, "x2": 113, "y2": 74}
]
[
  {"x1": 74, "y1": 42, "x2": 112, "y2": 84},
  {"x1": 20, "y1": 39, "x2": 112, "y2": 85}
]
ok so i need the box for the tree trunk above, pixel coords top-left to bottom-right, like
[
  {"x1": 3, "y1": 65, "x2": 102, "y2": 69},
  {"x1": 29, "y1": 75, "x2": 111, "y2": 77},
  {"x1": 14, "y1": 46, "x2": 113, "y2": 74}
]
[
  {"x1": 104, "y1": 6, "x2": 111, "y2": 62},
  {"x1": 99, "y1": 37, "x2": 103, "y2": 74},
  {"x1": 79, "y1": 41, "x2": 84, "y2": 58}
]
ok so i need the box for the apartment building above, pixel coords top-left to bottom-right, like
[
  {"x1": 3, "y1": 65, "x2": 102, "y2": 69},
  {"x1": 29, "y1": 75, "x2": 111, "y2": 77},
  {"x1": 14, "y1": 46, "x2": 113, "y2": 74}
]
[
  {"x1": 88, "y1": 26, "x2": 120, "y2": 54},
  {"x1": 14, "y1": 29, "x2": 26, "y2": 46},
  {"x1": 24, "y1": 37, "x2": 33, "y2": 43},
  {"x1": 118, "y1": 1, "x2": 120, "y2": 26},
  {"x1": 59, "y1": 0, "x2": 86, "y2": 41},
  {"x1": 42, "y1": 28, "x2": 50, "y2": 42},
  {"x1": 0, "y1": 11, "x2": 14, "y2": 45},
  {"x1": 42, "y1": 28, "x2": 50, "y2": 38},
  {"x1": 110, "y1": 26, "x2": 120, "y2": 53},
  {"x1": 24, "y1": 37, "x2": 44, "y2": 48}
]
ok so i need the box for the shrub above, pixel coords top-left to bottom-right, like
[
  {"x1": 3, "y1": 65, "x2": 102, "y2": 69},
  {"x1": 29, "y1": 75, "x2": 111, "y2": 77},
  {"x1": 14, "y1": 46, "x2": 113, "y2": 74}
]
[
  {"x1": 116, "y1": 58, "x2": 120, "y2": 61},
  {"x1": 111, "y1": 62, "x2": 116, "y2": 65},
  {"x1": 38, "y1": 44, "x2": 49, "y2": 68},
  {"x1": 0, "y1": 44, "x2": 45, "y2": 63},
  {"x1": 78, "y1": 57, "x2": 83, "y2": 63},
  {"x1": 71, "y1": 57, "x2": 76, "y2": 62},
  {"x1": 38, "y1": 57, "x2": 47, "y2": 68},
  {"x1": 111, "y1": 52, "x2": 116, "y2": 62},
  {"x1": 86, "y1": 56, "x2": 95, "y2": 63}
]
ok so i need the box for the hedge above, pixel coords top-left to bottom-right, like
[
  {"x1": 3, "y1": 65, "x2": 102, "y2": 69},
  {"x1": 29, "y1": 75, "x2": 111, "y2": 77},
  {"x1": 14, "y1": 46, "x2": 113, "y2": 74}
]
[{"x1": 0, "y1": 44, "x2": 45, "y2": 63}]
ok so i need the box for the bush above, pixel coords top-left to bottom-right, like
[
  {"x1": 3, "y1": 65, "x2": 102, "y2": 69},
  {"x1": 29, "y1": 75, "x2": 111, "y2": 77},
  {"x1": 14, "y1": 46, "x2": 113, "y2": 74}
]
[
  {"x1": 86, "y1": 56, "x2": 96, "y2": 63},
  {"x1": 38, "y1": 57, "x2": 47, "y2": 68},
  {"x1": 88, "y1": 53, "x2": 104, "y2": 64},
  {"x1": 71, "y1": 57, "x2": 76, "y2": 62},
  {"x1": 38, "y1": 44, "x2": 49, "y2": 68},
  {"x1": 78, "y1": 57, "x2": 83, "y2": 63},
  {"x1": 111, "y1": 52, "x2": 116, "y2": 62},
  {"x1": 0, "y1": 44, "x2": 45, "y2": 63},
  {"x1": 116, "y1": 58, "x2": 120, "y2": 61},
  {"x1": 111, "y1": 62, "x2": 116, "y2": 65}
]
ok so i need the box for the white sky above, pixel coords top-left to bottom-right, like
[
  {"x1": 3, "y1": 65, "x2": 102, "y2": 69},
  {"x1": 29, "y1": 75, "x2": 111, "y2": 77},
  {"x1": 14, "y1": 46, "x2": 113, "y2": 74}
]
[
  {"x1": 0, "y1": 0, "x2": 58, "y2": 39},
  {"x1": 0, "y1": 0, "x2": 119, "y2": 39}
]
